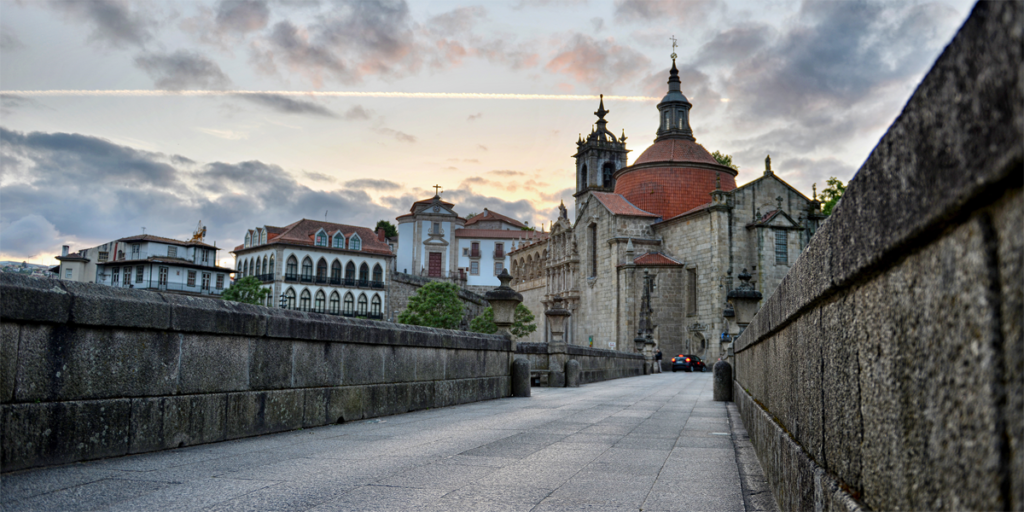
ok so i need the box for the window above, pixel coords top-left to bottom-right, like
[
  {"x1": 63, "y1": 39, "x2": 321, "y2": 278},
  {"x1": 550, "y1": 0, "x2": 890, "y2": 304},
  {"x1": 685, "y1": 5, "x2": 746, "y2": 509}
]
[
  {"x1": 262, "y1": 257, "x2": 268, "y2": 275},
  {"x1": 357, "y1": 295, "x2": 368, "y2": 316},
  {"x1": 136, "y1": 267, "x2": 144, "y2": 283},
  {"x1": 332, "y1": 261, "x2": 342, "y2": 281},
  {"x1": 269, "y1": 255, "x2": 275, "y2": 275},
  {"x1": 98, "y1": 251, "x2": 109, "y2": 262},
  {"x1": 495, "y1": 243, "x2": 504, "y2": 258},
  {"x1": 216, "y1": 274, "x2": 225, "y2": 289},
  {"x1": 359, "y1": 263, "x2": 369, "y2": 286},
  {"x1": 470, "y1": 261, "x2": 479, "y2": 275},
  {"x1": 433, "y1": 222, "x2": 440, "y2": 235},
  {"x1": 316, "y1": 231, "x2": 327, "y2": 246},
  {"x1": 158, "y1": 267, "x2": 168, "y2": 286},
  {"x1": 687, "y1": 268, "x2": 697, "y2": 315},
  {"x1": 243, "y1": 260, "x2": 248, "y2": 277},
  {"x1": 131, "y1": 244, "x2": 140, "y2": 258},
  {"x1": 315, "y1": 291, "x2": 325, "y2": 313},
  {"x1": 300, "y1": 290, "x2": 311, "y2": 311},
  {"x1": 167, "y1": 246, "x2": 177, "y2": 258},
  {"x1": 261, "y1": 231, "x2": 267, "y2": 244},
  {"x1": 343, "y1": 293, "x2": 354, "y2": 314},
  {"x1": 286, "y1": 257, "x2": 298, "y2": 279},
  {"x1": 345, "y1": 261, "x2": 356, "y2": 281},
  {"x1": 775, "y1": 230, "x2": 788, "y2": 265},
  {"x1": 285, "y1": 288, "x2": 296, "y2": 309},
  {"x1": 111, "y1": 267, "x2": 120, "y2": 285},
  {"x1": 65, "y1": 268, "x2": 73, "y2": 279},
  {"x1": 589, "y1": 224, "x2": 597, "y2": 277},
  {"x1": 372, "y1": 264, "x2": 383, "y2": 284},
  {"x1": 333, "y1": 233, "x2": 344, "y2": 248},
  {"x1": 463, "y1": 248, "x2": 469, "y2": 256},
  {"x1": 350, "y1": 235, "x2": 361, "y2": 251},
  {"x1": 316, "y1": 259, "x2": 328, "y2": 282},
  {"x1": 301, "y1": 258, "x2": 313, "y2": 280},
  {"x1": 201, "y1": 273, "x2": 211, "y2": 290},
  {"x1": 371, "y1": 295, "x2": 381, "y2": 316},
  {"x1": 494, "y1": 261, "x2": 504, "y2": 275},
  {"x1": 201, "y1": 250, "x2": 209, "y2": 263},
  {"x1": 580, "y1": 164, "x2": 588, "y2": 187},
  {"x1": 187, "y1": 270, "x2": 196, "y2": 287},
  {"x1": 245, "y1": 233, "x2": 251, "y2": 247},
  {"x1": 471, "y1": 242, "x2": 480, "y2": 257},
  {"x1": 602, "y1": 162, "x2": 614, "y2": 187},
  {"x1": 329, "y1": 292, "x2": 340, "y2": 314}
]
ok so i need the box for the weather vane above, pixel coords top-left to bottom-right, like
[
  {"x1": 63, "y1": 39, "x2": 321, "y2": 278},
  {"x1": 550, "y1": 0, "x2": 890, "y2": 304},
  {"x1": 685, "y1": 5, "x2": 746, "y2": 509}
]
[{"x1": 670, "y1": 35, "x2": 678, "y2": 60}]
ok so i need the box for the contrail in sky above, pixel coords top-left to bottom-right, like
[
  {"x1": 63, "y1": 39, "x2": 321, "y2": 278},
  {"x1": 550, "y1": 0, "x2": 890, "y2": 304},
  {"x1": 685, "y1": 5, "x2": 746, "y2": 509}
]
[{"x1": 0, "y1": 90, "x2": 657, "y2": 102}]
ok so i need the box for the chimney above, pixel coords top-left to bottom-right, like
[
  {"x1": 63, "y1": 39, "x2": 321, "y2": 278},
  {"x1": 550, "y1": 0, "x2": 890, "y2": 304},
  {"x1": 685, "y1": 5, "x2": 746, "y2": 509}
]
[
  {"x1": 61, "y1": 245, "x2": 69, "y2": 257},
  {"x1": 377, "y1": 227, "x2": 386, "y2": 242}
]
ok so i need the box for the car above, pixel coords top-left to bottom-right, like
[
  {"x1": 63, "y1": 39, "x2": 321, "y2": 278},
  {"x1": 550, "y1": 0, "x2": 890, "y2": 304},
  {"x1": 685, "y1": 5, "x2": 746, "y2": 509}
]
[{"x1": 671, "y1": 354, "x2": 707, "y2": 373}]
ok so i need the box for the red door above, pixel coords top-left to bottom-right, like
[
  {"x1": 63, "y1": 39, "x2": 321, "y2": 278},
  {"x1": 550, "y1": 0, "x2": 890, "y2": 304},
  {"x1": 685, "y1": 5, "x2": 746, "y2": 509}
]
[{"x1": 428, "y1": 253, "x2": 442, "y2": 277}]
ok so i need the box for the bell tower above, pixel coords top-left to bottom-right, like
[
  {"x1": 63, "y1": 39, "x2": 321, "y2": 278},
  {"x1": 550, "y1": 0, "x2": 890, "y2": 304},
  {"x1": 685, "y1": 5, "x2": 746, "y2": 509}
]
[{"x1": 573, "y1": 95, "x2": 629, "y2": 219}]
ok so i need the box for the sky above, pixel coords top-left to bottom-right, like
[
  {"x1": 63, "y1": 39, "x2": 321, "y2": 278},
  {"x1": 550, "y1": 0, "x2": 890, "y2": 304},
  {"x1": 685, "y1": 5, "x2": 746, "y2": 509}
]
[{"x1": 0, "y1": 0, "x2": 975, "y2": 268}]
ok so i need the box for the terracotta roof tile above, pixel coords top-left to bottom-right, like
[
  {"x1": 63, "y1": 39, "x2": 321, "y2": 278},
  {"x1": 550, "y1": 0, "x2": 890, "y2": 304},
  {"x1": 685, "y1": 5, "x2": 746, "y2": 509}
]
[
  {"x1": 117, "y1": 234, "x2": 218, "y2": 249},
  {"x1": 615, "y1": 166, "x2": 736, "y2": 219},
  {"x1": 234, "y1": 219, "x2": 393, "y2": 255},
  {"x1": 464, "y1": 209, "x2": 527, "y2": 228},
  {"x1": 633, "y1": 138, "x2": 720, "y2": 166},
  {"x1": 454, "y1": 228, "x2": 549, "y2": 240},
  {"x1": 633, "y1": 252, "x2": 683, "y2": 266},
  {"x1": 591, "y1": 192, "x2": 659, "y2": 217}
]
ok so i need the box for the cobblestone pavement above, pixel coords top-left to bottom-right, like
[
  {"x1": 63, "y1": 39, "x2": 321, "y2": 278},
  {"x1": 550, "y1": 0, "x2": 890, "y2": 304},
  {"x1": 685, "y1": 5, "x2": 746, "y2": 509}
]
[{"x1": 1, "y1": 372, "x2": 777, "y2": 511}]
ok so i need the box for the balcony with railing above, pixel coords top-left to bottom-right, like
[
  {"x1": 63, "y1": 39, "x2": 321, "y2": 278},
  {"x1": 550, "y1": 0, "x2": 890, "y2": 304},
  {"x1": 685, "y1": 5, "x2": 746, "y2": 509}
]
[
  {"x1": 493, "y1": 249, "x2": 505, "y2": 259},
  {"x1": 330, "y1": 277, "x2": 341, "y2": 285},
  {"x1": 371, "y1": 280, "x2": 385, "y2": 289},
  {"x1": 300, "y1": 274, "x2": 313, "y2": 283},
  {"x1": 285, "y1": 272, "x2": 298, "y2": 282},
  {"x1": 257, "y1": 273, "x2": 274, "y2": 283},
  {"x1": 315, "y1": 275, "x2": 328, "y2": 284}
]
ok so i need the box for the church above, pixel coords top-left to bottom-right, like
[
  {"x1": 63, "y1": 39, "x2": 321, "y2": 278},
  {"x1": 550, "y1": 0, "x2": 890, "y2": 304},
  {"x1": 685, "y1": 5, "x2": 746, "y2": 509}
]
[{"x1": 509, "y1": 58, "x2": 825, "y2": 365}]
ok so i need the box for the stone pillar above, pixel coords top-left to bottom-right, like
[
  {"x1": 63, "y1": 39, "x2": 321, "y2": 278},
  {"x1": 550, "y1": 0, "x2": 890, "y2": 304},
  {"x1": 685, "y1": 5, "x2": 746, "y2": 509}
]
[
  {"x1": 566, "y1": 359, "x2": 581, "y2": 387},
  {"x1": 485, "y1": 269, "x2": 523, "y2": 348},
  {"x1": 512, "y1": 358, "x2": 531, "y2": 397},
  {"x1": 713, "y1": 360, "x2": 733, "y2": 401}
]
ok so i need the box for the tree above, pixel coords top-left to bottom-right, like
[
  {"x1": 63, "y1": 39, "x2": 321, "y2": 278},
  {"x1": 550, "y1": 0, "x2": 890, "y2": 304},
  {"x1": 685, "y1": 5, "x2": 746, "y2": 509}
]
[
  {"x1": 397, "y1": 281, "x2": 463, "y2": 329},
  {"x1": 711, "y1": 150, "x2": 738, "y2": 170},
  {"x1": 819, "y1": 177, "x2": 846, "y2": 216},
  {"x1": 222, "y1": 276, "x2": 271, "y2": 305},
  {"x1": 469, "y1": 304, "x2": 537, "y2": 339},
  {"x1": 375, "y1": 220, "x2": 397, "y2": 238}
]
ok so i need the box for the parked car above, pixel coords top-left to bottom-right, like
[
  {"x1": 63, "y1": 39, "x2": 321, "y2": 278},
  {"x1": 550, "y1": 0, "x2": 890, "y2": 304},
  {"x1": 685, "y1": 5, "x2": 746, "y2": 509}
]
[{"x1": 671, "y1": 354, "x2": 706, "y2": 372}]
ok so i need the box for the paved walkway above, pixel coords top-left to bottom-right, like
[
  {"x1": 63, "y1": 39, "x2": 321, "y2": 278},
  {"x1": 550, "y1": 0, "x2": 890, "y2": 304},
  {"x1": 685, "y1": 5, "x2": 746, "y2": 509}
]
[{"x1": 2, "y1": 373, "x2": 777, "y2": 511}]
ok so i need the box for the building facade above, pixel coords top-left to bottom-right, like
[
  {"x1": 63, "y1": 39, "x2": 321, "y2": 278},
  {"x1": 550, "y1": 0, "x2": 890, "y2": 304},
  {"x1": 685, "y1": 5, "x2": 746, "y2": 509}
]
[
  {"x1": 509, "y1": 59, "x2": 825, "y2": 363},
  {"x1": 56, "y1": 234, "x2": 232, "y2": 297},
  {"x1": 231, "y1": 219, "x2": 393, "y2": 319}
]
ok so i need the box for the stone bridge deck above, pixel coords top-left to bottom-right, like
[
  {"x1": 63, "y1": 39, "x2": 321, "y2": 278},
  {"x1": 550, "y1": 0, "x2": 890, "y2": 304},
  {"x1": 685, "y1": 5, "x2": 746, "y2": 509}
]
[{"x1": 1, "y1": 373, "x2": 774, "y2": 512}]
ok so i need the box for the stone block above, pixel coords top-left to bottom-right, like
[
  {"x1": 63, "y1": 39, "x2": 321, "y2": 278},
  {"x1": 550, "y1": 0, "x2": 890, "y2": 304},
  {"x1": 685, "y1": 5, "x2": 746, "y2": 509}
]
[
  {"x1": 712, "y1": 360, "x2": 731, "y2": 401},
  {"x1": 302, "y1": 388, "x2": 329, "y2": 427},
  {"x1": 178, "y1": 335, "x2": 249, "y2": 394},
  {"x1": 992, "y1": 187, "x2": 1023, "y2": 511},
  {"x1": 1, "y1": 323, "x2": 18, "y2": 403},
  {"x1": 225, "y1": 390, "x2": 303, "y2": 439},
  {"x1": 61, "y1": 281, "x2": 170, "y2": 330},
  {"x1": 292, "y1": 342, "x2": 344, "y2": 388},
  {"x1": 1, "y1": 399, "x2": 130, "y2": 472},
  {"x1": 0, "y1": 273, "x2": 70, "y2": 324},
  {"x1": 412, "y1": 346, "x2": 445, "y2": 381},
  {"x1": 511, "y1": 358, "x2": 530, "y2": 397},
  {"x1": 327, "y1": 386, "x2": 364, "y2": 424},
  {"x1": 858, "y1": 218, "x2": 1005, "y2": 511},
  {"x1": 820, "y1": 293, "x2": 862, "y2": 493},
  {"x1": 342, "y1": 344, "x2": 385, "y2": 385},
  {"x1": 793, "y1": 310, "x2": 823, "y2": 466},
  {"x1": 409, "y1": 381, "x2": 435, "y2": 411},
  {"x1": 566, "y1": 359, "x2": 581, "y2": 388},
  {"x1": 249, "y1": 339, "x2": 292, "y2": 390},
  {"x1": 163, "y1": 293, "x2": 265, "y2": 336},
  {"x1": 364, "y1": 384, "x2": 410, "y2": 418},
  {"x1": 129, "y1": 394, "x2": 226, "y2": 454},
  {"x1": 15, "y1": 326, "x2": 180, "y2": 402},
  {"x1": 446, "y1": 349, "x2": 488, "y2": 380},
  {"x1": 547, "y1": 370, "x2": 565, "y2": 388}
]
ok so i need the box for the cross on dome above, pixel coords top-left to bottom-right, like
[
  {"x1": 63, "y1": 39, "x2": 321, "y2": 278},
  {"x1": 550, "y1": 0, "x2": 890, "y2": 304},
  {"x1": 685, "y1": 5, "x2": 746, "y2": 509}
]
[{"x1": 432, "y1": 184, "x2": 443, "y2": 197}]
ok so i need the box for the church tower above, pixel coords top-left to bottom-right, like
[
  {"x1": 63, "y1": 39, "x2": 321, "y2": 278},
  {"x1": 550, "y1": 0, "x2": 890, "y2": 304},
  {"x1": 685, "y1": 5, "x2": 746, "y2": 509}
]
[
  {"x1": 655, "y1": 59, "x2": 694, "y2": 142},
  {"x1": 573, "y1": 95, "x2": 629, "y2": 219}
]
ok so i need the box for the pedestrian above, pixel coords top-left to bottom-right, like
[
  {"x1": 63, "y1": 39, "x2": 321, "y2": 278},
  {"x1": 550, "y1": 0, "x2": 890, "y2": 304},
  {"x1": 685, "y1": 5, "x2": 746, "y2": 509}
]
[{"x1": 654, "y1": 349, "x2": 663, "y2": 373}]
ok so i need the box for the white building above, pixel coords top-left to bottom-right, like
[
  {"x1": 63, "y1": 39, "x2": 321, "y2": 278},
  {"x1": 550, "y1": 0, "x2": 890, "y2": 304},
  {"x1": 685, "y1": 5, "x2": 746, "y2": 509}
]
[
  {"x1": 232, "y1": 219, "x2": 393, "y2": 318},
  {"x1": 395, "y1": 195, "x2": 547, "y2": 291},
  {"x1": 56, "y1": 234, "x2": 233, "y2": 296}
]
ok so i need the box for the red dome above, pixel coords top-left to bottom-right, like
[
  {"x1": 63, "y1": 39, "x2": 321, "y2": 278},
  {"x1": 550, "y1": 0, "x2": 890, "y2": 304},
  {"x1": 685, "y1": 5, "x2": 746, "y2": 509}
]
[{"x1": 614, "y1": 138, "x2": 737, "y2": 219}]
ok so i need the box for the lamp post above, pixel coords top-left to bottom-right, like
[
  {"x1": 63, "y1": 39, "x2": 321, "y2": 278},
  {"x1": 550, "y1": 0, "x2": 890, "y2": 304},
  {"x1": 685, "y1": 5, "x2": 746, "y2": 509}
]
[{"x1": 279, "y1": 292, "x2": 288, "y2": 309}]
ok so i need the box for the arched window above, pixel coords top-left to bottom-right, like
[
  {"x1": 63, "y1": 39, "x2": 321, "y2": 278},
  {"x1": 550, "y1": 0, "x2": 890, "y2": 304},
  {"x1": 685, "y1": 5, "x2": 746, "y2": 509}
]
[
  {"x1": 300, "y1": 289, "x2": 311, "y2": 311},
  {"x1": 350, "y1": 234, "x2": 362, "y2": 251},
  {"x1": 345, "y1": 261, "x2": 356, "y2": 282},
  {"x1": 359, "y1": 263, "x2": 369, "y2": 286},
  {"x1": 371, "y1": 295, "x2": 381, "y2": 316},
  {"x1": 331, "y1": 260, "x2": 342, "y2": 283},
  {"x1": 286, "y1": 256, "x2": 297, "y2": 279},
  {"x1": 580, "y1": 164, "x2": 588, "y2": 187},
  {"x1": 243, "y1": 260, "x2": 248, "y2": 277},
  {"x1": 343, "y1": 293, "x2": 355, "y2": 315},
  {"x1": 269, "y1": 255, "x2": 275, "y2": 276},
  {"x1": 333, "y1": 233, "x2": 344, "y2": 248},
  {"x1": 316, "y1": 258, "x2": 328, "y2": 282},
  {"x1": 245, "y1": 233, "x2": 251, "y2": 247},
  {"x1": 372, "y1": 264, "x2": 383, "y2": 285},
  {"x1": 249, "y1": 258, "x2": 255, "y2": 277},
  {"x1": 262, "y1": 256, "x2": 268, "y2": 276},
  {"x1": 301, "y1": 257, "x2": 313, "y2": 281},
  {"x1": 261, "y1": 230, "x2": 267, "y2": 244},
  {"x1": 285, "y1": 288, "x2": 296, "y2": 309},
  {"x1": 315, "y1": 230, "x2": 327, "y2": 247},
  {"x1": 357, "y1": 294, "x2": 368, "y2": 316},
  {"x1": 314, "y1": 290, "x2": 325, "y2": 313},
  {"x1": 329, "y1": 292, "x2": 340, "y2": 314},
  {"x1": 602, "y1": 162, "x2": 615, "y2": 187}
]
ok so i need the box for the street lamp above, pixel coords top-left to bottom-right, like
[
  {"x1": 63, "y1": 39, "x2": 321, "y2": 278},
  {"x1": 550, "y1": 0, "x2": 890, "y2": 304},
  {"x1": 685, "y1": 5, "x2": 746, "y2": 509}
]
[{"x1": 279, "y1": 292, "x2": 288, "y2": 309}]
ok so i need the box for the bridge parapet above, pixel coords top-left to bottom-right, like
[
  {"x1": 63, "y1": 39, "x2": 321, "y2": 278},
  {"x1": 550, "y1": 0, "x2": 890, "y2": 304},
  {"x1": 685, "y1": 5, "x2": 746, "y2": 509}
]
[{"x1": 733, "y1": 2, "x2": 1022, "y2": 511}]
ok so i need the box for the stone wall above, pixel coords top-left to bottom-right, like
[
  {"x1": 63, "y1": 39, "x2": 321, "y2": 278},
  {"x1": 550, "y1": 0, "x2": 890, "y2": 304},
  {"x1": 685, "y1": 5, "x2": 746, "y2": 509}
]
[
  {"x1": 0, "y1": 273, "x2": 510, "y2": 472},
  {"x1": 516, "y1": 342, "x2": 645, "y2": 387},
  {"x1": 387, "y1": 271, "x2": 488, "y2": 328},
  {"x1": 732, "y1": 3, "x2": 1022, "y2": 511}
]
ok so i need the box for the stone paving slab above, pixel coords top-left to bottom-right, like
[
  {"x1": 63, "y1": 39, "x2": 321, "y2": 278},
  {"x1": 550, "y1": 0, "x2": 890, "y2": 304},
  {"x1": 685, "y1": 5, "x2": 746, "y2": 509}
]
[{"x1": 0, "y1": 373, "x2": 779, "y2": 511}]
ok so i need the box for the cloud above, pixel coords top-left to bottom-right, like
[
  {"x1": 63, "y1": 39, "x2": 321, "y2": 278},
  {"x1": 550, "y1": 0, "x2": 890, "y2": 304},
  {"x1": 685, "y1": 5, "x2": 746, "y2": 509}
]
[
  {"x1": 135, "y1": 51, "x2": 232, "y2": 90},
  {"x1": 489, "y1": 170, "x2": 525, "y2": 177},
  {"x1": 0, "y1": 95, "x2": 48, "y2": 117},
  {"x1": 195, "y1": 127, "x2": 248, "y2": 140},
  {"x1": 545, "y1": 34, "x2": 651, "y2": 92},
  {"x1": 591, "y1": 17, "x2": 604, "y2": 33},
  {"x1": 614, "y1": 0, "x2": 722, "y2": 23},
  {"x1": 693, "y1": 23, "x2": 774, "y2": 66},
  {"x1": 342, "y1": 105, "x2": 373, "y2": 120},
  {"x1": 215, "y1": 0, "x2": 269, "y2": 33},
  {"x1": 236, "y1": 93, "x2": 336, "y2": 117},
  {"x1": 477, "y1": 144, "x2": 488, "y2": 151},
  {"x1": 374, "y1": 126, "x2": 416, "y2": 143},
  {"x1": 0, "y1": 127, "x2": 401, "y2": 260},
  {"x1": 47, "y1": 0, "x2": 155, "y2": 48},
  {"x1": 343, "y1": 179, "x2": 401, "y2": 190},
  {"x1": 303, "y1": 171, "x2": 334, "y2": 182},
  {"x1": 0, "y1": 26, "x2": 24, "y2": 50}
]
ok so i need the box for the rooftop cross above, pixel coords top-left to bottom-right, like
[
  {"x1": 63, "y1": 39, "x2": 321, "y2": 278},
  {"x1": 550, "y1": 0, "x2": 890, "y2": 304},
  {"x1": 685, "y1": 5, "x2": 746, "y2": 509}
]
[
  {"x1": 432, "y1": 184, "x2": 443, "y2": 196},
  {"x1": 670, "y1": 35, "x2": 678, "y2": 60}
]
